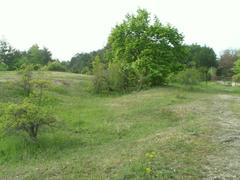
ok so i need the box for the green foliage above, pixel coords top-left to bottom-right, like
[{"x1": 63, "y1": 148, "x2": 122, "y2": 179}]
[
  {"x1": 19, "y1": 64, "x2": 34, "y2": 96},
  {"x1": 31, "y1": 79, "x2": 51, "y2": 106},
  {"x1": 208, "y1": 67, "x2": 217, "y2": 81},
  {"x1": 185, "y1": 44, "x2": 217, "y2": 69},
  {"x1": 232, "y1": 58, "x2": 240, "y2": 82},
  {"x1": 27, "y1": 45, "x2": 52, "y2": 65},
  {"x1": 175, "y1": 68, "x2": 202, "y2": 87},
  {"x1": 0, "y1": 40, "x2": 54, "y2": 70},
  {"x1": 92, "y1": 56, "x2": 109, "y2": 93},
  {"x1": 232, "y1": 74, "x2": 240, "y2": 82},
  {"x1": 45, "y1": 61, "x2": 67, "y2": 72},
  {"x1": 69, "y1": 49, "x2": 105, "y2": 73},
  {"x1": 233, "y1": 58, "x2": 240, "y2": 74},
  {"x1": 107, "y1": 62, "x2": 124, "y2": 92},
  {"x1": 106, "y1": 9, "x2": 185, "y2": 87},
  {"x1": 0, "y1": 100, "x2": 56, "y2": 140},
  {"x1": 0, "y1": 71, "x2": 232, "y2": 179},
  {"x1": 218, "y1": 49, "x2": 239, "y2": 77},
  {"x1": 0, "y1": 59, "x2": 8, "y2": 71},
  {"x1": 0, "y1": 40, "x2": 21, "y2": 70}
]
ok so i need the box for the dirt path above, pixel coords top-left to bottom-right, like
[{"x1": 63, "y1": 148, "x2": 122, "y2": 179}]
[{"x1": 204, "y1": 94, "x2": 240, "y2": 179}]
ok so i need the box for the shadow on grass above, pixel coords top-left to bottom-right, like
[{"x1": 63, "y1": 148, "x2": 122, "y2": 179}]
[{"x1": 0, "y1": 131, "x2": 87, "y2": 164}]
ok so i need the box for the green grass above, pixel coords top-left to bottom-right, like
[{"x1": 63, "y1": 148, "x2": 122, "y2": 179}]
[{"x1": 0, "y1": 71, "x2": 237, "y2": 179}]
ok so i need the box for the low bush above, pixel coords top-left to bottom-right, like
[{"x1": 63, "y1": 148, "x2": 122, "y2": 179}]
[
  {"x1": 45, "y1": 61, "x2": 67, "y2": 72},
  {"x1": 92, "y1": 56, "x2": 109, "y2": 93},
  {"x1": 175, "y1": 68, "x2": 202, "y2": 88},
  {"x1": 0, "y1": 61, "x2": 8, "y2": 71}
]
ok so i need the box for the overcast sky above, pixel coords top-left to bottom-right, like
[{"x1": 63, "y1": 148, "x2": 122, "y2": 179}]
[{"x1": 0, "y1": 0, "x2": 239, "y2": 60}]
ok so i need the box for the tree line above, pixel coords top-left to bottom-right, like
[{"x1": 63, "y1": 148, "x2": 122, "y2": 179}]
[{"x1": 1, "y1": 9, "x2": 240, "y2": 91}]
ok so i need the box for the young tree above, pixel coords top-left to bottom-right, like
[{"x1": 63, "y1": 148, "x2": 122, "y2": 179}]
[
  {"x1": 0, "y1": 100, "x2": 56, "y2": 141},
  {"x1": 19, "y1": 64, "x2": 34, "y2": 96}
]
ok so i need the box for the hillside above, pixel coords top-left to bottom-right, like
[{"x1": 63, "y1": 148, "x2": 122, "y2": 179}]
[{"x1": 1, "y1": 72, "x2": 240, "y2": 179}]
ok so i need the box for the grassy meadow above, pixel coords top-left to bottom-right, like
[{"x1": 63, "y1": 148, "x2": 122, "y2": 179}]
[{"x1": 1, "y1": 71, "x2": 240, "y2": 179}]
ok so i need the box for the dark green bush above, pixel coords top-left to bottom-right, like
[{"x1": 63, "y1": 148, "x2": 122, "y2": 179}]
[
  {"x1": 45, "y1": 61, "x2": 67, "y2": 72},
  {"x1": 175, "y1": 68, "x2": 202, "y2": 87}
]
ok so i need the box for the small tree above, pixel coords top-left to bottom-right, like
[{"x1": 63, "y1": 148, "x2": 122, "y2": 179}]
[
  {"x1": 208, "y1": 67, "x2": 217, "y2": 81},
  {"x1": 0, "y1": 100, "x2": 56, "y2": 141},
  {"x1": 19, "y1": 64, "x2": 34, "y2": 96},
  {"x1": 31, "y1": 79, "x2": 51, "y2": 106}
]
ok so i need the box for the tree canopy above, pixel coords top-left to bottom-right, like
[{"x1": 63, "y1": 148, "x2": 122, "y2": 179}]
[{"x1": 106, "y1": 9, "x2": 185, "y2": 86}]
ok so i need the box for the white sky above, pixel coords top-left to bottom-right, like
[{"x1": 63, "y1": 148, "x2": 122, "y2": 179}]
[{"x1": 0, "y1": 0, "x2": 239, "y2": 60}]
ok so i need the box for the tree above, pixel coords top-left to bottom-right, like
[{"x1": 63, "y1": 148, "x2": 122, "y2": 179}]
[
  {"x1": 0, "y1": 100, "x2": 56, "y2": 141},
  {"x1": 70, "y1": 53, "x2": 92, "y2": 73},
  {"x1": 19, "y1": 45, "x2": 53, "y2": 66},
  {"x1": 184, "y1": 44, "x2": 217, "y2": 83},
  {"x1": 185, "y1": 44, "x2": 217, "y2": 68},
  {"x1": 69, "y1": 49, "x2": 105, "y2": 73},
  {"x1": 0, "y1": 70, "x2": 55, "y2": 141},
  {"x1": 0, "y1": 40, "x2": 21, "y2": 70},
  {"x1": 27, "y1": 44, "x2": 44, "y2": 65},
  {"x1": 106, "y1": 9, "x2": 185, "y2": 86},
  {"x1": 218, "y1": 49, "x2": 238, "y2": 77},
  {"x1": 41, "y1": 47, "x2": 53, "y2": 65},
  {"x1": 19, "y1": 64, "x2": 34, "y2": 96}
]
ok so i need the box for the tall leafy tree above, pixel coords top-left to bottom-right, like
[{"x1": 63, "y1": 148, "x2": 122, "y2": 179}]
[
  {"x1": 106, "y1": 9, "x2": 185, "y2": 85},
  {"x1": 41, "y1": 47, "x2": 53, "y2": 65},
  {"x1": 0, "y1": 40, "x2": 21, "y2": 70},
  {"x1": 69, "y1": 49, "x2": 105, "y2": 73},
  {"x1": 218, "y1": 49, "x2": 238, "y2": 77},
  {"x1": 184, "y1": 44, "x2": 217, "y2": 82},
  {"x1": 185, "y1": 44, "x2": 217, "y2": 68},
  {"x1": 27, "y1": 44, "x2": 44, "y2": 65}
]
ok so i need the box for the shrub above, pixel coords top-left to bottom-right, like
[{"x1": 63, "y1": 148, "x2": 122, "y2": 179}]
[
  {"x1": 208, "y1": 67, "x2": 217, "y2": 81},
  {"x1": 45, "y1": 61, "x2": 67, "y2": 72},
  {"x1": 81, "y1": 66, "x2": 91, "y2": 74},
  {"x1": 0, "y1": 100, "x2": 56, "y2": 141},
  {"x1": 175, "y1": 68, "x2": 202, "y2": 88},
  {"x1": 108, "y1": 62, "x2": 124, "y2": 92},
  {"x1": 0, "y1": 61, "x2": 8, "y2": 71},
  {"x1": 92, "y1": 56, "x2": 109, "y2": 93},
  {"x1": 233, "y1": 74, "x2": 240, "y2": 82}
]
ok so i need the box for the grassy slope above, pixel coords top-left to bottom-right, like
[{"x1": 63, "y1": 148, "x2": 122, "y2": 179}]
[{"x1": 0, "y1": 71, "x2": 239, "y2": 179}]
